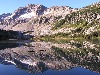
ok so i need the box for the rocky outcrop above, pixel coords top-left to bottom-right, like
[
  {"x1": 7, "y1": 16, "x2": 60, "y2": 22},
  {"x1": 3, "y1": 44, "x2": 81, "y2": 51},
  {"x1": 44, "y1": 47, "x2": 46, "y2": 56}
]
[
  {"x1": 0, "y1": 4, "x2": 77, "y2": 35},
  {"x1": 0, "y1": 2, "x2": 100, "y2": 37},
  {"x1": 0, "y1": 13, "x2": 11, "y2": 22},
  {"x1": 0, "y1": 4, "x2": 76, "y2": 25},
  {"x1": 0, "y1": 4, "x2": 47, "y2": 25}
]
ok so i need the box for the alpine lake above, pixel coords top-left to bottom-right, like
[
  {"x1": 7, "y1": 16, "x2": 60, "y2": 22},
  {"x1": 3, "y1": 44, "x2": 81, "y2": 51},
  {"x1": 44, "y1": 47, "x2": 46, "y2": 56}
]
[{"x1": 0, "y1": 39, "x2": 100, "y2": 75}]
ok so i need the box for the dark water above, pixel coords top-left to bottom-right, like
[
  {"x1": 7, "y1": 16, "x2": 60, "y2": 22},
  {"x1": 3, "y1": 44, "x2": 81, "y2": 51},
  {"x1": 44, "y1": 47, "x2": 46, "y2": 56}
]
[
  {"x1": 0, "y1": 64, "x2": 99, "y2": 75},
  {"x1": 0, "y1": 40, "x2": 100, "y2": 75}
]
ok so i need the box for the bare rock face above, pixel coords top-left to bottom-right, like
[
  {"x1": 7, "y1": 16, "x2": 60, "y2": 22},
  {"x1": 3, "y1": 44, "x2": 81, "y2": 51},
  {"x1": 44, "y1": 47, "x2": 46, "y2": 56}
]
[
  {"x1": 0, "y1": 4, "x2": 47, "y2": 25},
  {"x1": 0, "y1": 13, "x2": 11, "y2": 22},
  {"x1": 43, "y1": 6, "x2": 77, "y2": 17},
  {"x1": 0, "y1": 2, "x2": 100, "y2": 36},
  {"x1": 0, "y1": 4, "x2": 77, "y2": 25},
  {"x1": 0, "y1": 4, "x2": 78, "y2": 36}
]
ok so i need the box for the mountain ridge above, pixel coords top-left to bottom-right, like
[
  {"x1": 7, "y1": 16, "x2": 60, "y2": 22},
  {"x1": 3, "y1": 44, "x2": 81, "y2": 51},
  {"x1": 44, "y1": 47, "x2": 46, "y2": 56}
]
[
  {"x1": 0, "y1": 2, "x2": 100, "y2": 39},
  {"x1": 0, "y1": 4, "x2": 76, "y2": 24}
]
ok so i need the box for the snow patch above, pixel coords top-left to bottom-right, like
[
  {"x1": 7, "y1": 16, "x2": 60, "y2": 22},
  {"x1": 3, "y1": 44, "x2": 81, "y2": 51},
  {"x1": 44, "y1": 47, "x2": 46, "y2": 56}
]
[
  {"x1": 19, "y1": 12, "x2": 37, "y2": 19},
  {"x1": 5, "y1": 59, "x2": 16, "y2": 65},
  {"x1": 20, "y1": 59, "x2": 37, "y2": 66},
  {"x1": 5, "y1": 13, "x2": 16, "y2": 19},
  {"x1": 44, "y1": 11, "x2": 53, "y2": 15},
  {"x1": 97, "y1": 15, "x2": 100, "y2": 19}
]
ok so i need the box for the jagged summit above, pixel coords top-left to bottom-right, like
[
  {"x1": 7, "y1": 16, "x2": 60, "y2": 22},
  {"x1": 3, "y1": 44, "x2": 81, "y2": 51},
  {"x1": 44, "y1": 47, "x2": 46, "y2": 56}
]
[
  {"x1": 0, "y1": 4, "x2": 48, "y2": 25},
  {"x1": 0, "y1": 2, "x2": 100, "y2": 37},
  {"x1": 6, "y1": 4, "x2": 47, "y2": 19},
  {"x1": 0, "y1": 13, "x2": 11, "y2": 21},
  {"x1": 43, "y1": 6, "x2": 77, "y2": 17},
  {"x1": 91, "y1": 1, "x2": 100, "y2": 5},
  {"x1": 0, "y1": 4, "x2": 77, "y2": 25}
]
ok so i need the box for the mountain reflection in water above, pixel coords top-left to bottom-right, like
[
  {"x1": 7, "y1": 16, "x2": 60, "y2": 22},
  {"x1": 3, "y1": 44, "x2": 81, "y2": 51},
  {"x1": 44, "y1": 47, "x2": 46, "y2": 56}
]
[{"x1": 0, "y1": 40, "x2": 100, "y2": 75}]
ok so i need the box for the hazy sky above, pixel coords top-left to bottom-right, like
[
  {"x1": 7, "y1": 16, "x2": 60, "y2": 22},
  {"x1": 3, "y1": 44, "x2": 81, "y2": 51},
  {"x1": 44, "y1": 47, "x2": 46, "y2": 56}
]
[{"x1": 0, "y1": 0, "x2": 100, "y2": 14}]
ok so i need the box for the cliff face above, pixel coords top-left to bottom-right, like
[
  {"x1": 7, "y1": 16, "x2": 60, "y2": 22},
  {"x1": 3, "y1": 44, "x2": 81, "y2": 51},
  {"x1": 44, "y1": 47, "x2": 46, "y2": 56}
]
[
  {"x1": 0, "y1": 4, "x2": 77, "y2": 36},
  {"x1": 0, "y1": 4, "x2": 47, "y2": 25},
  {"x1": 0, "y1": 4, "x2": 76, "y2": 25},
  {"x1": 0, "y1": 2, "x2": 100, "y2": 37},
  {"x1": 0, "y1": 13, "x2": 11, "y2": 22}
]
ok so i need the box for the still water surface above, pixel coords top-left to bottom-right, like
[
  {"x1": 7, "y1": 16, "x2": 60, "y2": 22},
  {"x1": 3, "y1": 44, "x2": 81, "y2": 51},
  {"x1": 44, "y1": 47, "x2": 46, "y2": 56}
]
[
  {"x1": 0, "y1": 64, "x2": 99, "y2": 75},
  {"x1": 0, "y1": 40, "x2": 100, "y2": 75}
]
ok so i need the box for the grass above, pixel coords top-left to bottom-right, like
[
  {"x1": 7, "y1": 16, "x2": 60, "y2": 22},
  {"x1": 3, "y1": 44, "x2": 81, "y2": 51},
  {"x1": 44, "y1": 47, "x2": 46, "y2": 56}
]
[
  {"x1": 36, "y1": 32, "x2": 100, "y2": 44},
  {"x1": 52, "y1": 19, "x2": 65, "y2": 30},
  {"x1": 38, "y1": 36, "x2": 85, "y2": 43}
]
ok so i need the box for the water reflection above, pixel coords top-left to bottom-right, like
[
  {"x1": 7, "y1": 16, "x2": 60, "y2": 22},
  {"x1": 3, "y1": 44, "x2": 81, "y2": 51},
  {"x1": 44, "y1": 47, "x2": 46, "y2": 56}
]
[{"x1": 0, "y1": 40, "x2": 100, "y2": 75}]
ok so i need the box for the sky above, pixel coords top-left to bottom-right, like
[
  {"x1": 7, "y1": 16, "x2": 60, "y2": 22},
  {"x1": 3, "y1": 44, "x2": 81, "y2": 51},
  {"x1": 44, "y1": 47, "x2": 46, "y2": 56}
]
[{"x1": 0, "y1": 0, "x2": 100, "y2": 14}]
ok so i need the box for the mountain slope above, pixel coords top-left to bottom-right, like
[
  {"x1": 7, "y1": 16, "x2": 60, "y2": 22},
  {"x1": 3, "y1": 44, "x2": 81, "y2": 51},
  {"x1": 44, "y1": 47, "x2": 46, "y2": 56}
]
[
  {"x1": 40, "y1": 2, "x2": 100, "y2": 39},
  {"x1": 0, "y1": 13, "x2": 11, "y2": 22},
  {"x1": 0, "y1": 4, "x2": 77, "y2": 35},
  {"x1": 0, "y1": 2, "x2": 100, "y2": 39},
  {"x1": 0, "y1": 4, "x2": 47, "y2": 25}
]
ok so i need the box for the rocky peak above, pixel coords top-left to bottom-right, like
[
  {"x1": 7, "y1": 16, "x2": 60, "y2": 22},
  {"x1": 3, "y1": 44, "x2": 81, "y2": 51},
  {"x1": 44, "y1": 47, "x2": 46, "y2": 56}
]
[
  {"x1": 25, "y1": 4, "x2": 47, "y2": 15},
  {"x1": 7, "y1": 4, "x2": 47, "y2": 19},
  {"x1": 1, "y1": 4, "x2": 47, "y2": 25},
  {"x1": 0, "y1": 4, "x2": 78, "y2": 33},
  {"x1": 92, "y1": 1, "x2": 100, "y2": 6},
  {"x1": 0, "y1": 4, "x2": 77, "y2": 26},
  {"x1": 0, "y1": 13, "x2": 11, "y2": 21},
  {"x1": 43, "y1": 6, "x2": 77, "y2": 17}
]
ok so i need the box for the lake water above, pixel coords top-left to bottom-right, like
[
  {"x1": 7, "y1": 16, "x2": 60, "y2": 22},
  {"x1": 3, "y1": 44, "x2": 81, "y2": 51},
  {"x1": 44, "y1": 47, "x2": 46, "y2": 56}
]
[{"x1": 0, "y1": 40, "x2": 100, "y2": 75}]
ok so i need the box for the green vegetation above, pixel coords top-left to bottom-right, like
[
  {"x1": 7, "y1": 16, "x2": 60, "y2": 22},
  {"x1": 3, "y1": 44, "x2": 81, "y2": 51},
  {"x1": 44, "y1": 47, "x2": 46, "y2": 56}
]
[
  {"x1": 52, "y1": 3, "x2": 100, "y2": 30},
  {"x1": 50, "y1": 5, "x2": 100, "y2": 40},
  {"x1": 52, "y1": 19, "x2": 65, "y2": 30},
  {"x1": 51, "y1": 45, "x2": 100, "y2": 70},
  {"x1": 39, "y1": 30, "x2": 100, "y2": 43},
  {"x1": 35, "y1": 3, "x2": 100, "y2": 42},
  {"x1": 0, "y1": 29, "x2": 30, "y2": 40},
  {"x1": 52, "y1": 42, "x2": 100, "y2": 58}
]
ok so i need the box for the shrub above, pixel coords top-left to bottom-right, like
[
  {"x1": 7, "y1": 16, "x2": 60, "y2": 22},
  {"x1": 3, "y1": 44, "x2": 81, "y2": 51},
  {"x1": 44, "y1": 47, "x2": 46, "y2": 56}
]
[{"x1": 53, "y1": 19, "x2": 65, "y2": 29}]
